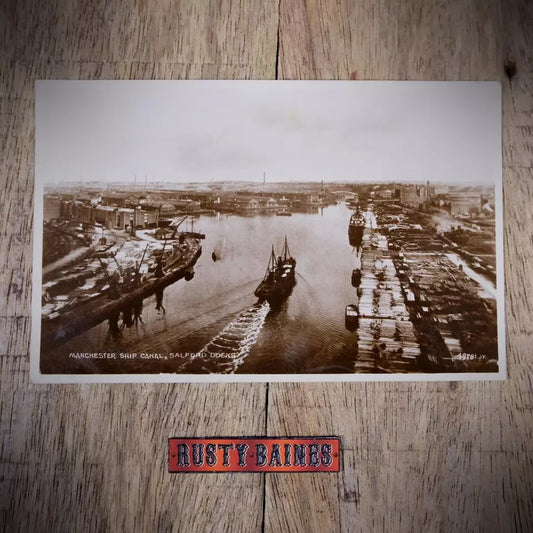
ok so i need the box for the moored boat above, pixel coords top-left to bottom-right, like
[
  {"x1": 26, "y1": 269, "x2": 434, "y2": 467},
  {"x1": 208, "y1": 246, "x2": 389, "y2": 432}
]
[
  {"x1": 40, "y1": 236, "x2": 202, "y2": 349},
  {"x1": 345, "y1": 304, "x2": 359, "y2": 330},
  {"x1": 348, "y1": 209, "x2": 365, "y2": 248},
  {"x1": 351, "y1": 268, "x2": 362, "y2": 288}
]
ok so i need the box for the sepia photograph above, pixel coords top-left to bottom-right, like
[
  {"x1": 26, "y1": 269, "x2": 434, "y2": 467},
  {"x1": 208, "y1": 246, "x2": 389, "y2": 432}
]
[{"x1": 32, "y1": 80, "x2": 504, "y2": 382}]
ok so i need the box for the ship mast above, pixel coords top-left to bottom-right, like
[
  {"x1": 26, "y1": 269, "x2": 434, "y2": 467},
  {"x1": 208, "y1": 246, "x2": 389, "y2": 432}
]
[
  {"x1": 283, "y1": 235, "x2": 291, "y2": 261},
  {"x1": 270, "y1": 245, "x2": 277, "y2": 270},
  {"x1": 262, "y1": 245, "x2": 276, "y2": 280}
]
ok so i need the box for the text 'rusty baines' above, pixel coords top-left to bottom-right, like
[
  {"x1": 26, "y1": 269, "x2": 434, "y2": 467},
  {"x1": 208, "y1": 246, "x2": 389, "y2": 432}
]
[{"x1": 168, "y1": 437, "x2": 340, "y2": 472}]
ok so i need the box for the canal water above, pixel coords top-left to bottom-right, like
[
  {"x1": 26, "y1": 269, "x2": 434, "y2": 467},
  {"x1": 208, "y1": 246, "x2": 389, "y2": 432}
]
[{"x1": 47, "y1": 204, "x2": 393, "y2": 374}]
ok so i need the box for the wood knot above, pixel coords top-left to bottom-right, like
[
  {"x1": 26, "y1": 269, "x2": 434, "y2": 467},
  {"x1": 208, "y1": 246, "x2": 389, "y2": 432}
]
[{"x1": 504, "y1": 59, "x2": 516, "y2": 80}]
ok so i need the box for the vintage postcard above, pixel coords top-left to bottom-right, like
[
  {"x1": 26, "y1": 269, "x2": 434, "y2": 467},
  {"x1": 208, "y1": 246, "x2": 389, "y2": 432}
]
[{"x1": 31, "y1": 80, "x2": 505, "y2": 383}]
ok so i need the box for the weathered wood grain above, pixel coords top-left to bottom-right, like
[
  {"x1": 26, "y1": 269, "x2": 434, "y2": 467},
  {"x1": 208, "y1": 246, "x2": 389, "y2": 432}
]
[
  {"x1": 265, "y1": 0, "x2": 533, "y2": 531},
  {"x1": 0, "y1": 1, "x2": 278, "y2": 531},
  {"x1": 1, "y1": 0, "x2": 532, "y2": 531}
]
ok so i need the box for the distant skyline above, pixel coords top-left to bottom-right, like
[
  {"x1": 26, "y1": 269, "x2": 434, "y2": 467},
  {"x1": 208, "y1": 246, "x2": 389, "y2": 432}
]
[
  {"x1": 44, "y1": 178, "x2": 493, "y2": 189},
  {"x1": 36, "y1": 81, "x2": 501, "y2": 185}
]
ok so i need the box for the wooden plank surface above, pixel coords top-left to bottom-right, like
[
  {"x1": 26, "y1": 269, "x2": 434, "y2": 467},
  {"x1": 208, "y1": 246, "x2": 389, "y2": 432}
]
[{"x1": 1, "y1": 0, "x2": 532, "y2": 531}]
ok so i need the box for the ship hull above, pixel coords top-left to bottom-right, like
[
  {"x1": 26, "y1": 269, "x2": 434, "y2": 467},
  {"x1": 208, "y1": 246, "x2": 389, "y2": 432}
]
[
  {"x1": 40, "y1": 240, "x2": 202, "y2": 350},
  {"x1": 254, "y1": 276, "x2": 296, "y2": 305},
  {"x1": 345, "y1": 304, "x2": 359, "y2": 331},
  {"x1": 351, "y1": 269, "x2": 362, "y2": 288},
  {"x1": 255, "y1": 239, "x2": 296, "y2": 306},
  {"x1": 348, "y1": 225, "x2": 364, "y2": 248}
]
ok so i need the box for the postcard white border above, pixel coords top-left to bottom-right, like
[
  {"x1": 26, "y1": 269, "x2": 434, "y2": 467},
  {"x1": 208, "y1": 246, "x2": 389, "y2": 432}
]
[{"x1": 30, "y1": 80, "x2": 506, "y2": 383}]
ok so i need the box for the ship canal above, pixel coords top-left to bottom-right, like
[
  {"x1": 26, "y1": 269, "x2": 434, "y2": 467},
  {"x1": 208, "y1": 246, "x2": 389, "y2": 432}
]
[{"x1": 42, "y1": 203, "x2": 499, "y2": 375}]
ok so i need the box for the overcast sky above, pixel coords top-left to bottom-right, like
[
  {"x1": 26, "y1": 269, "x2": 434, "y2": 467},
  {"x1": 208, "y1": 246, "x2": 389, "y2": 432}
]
[{"x1": 35, "y1": 80, "x2": 501, "y2": 185}]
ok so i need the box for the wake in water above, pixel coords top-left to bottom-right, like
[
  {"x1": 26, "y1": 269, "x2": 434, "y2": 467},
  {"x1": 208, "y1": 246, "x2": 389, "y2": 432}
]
[{"x1": 195, "y1": 301, "x2": 271, "y2": 373}]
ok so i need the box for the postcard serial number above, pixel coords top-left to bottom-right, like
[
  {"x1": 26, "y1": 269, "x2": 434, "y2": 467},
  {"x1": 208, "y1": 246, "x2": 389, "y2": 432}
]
[{"x1": 452, "y1": 353, "x2": 487, "y2": 361}]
